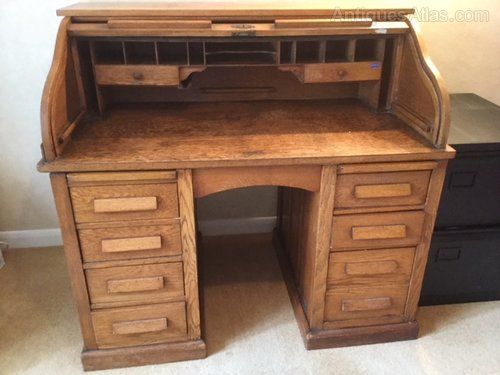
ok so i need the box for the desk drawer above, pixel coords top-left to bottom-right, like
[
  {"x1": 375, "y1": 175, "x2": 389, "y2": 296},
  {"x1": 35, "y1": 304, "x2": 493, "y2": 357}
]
[
  {"x1": 86, "y1": 262, "x2": 184, "y2": 307},
  {"x1": 79, "y1": 222, "x2": 182, "y2": 262},
  {"x1": 70, "y1": 183, "x2": 179, "y2": 223},
  {"x1": 335, "y1": 170, "x2": 431, "y2": 209},
  {"x1": 91, "y1": 302, "x2": 187, "y2": 349},
  {"x1": 331, "y1": 211, "x2": 425, "y2": 250},
  {"x1": 328, "y1": 247, "x2": 415, "y2": 287},
  {"x1": 324, "y1": 284, "x2": 408, "y2": 327}
]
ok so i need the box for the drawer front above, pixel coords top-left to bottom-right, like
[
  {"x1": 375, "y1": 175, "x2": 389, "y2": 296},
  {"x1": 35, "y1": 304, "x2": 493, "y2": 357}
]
[
  {"x1": 331, "y1": 211, "x2": 425, "y2": 250},
  {"x1": 324, "y1": 284, "x2": 408, "y2": 325},
  {"x1": 328, "y1": 247, "x2": 415, "y2": 287},
  {"x1": 70, "y1": 183, "x2": 179, "y2": 223},
  {"x1": 95, "y1": 65, "x2": 180, "y2": 86},
  {"x1": 86, "y1": 262, "x2": 184, "y2": 306},
  {"x1": 92, "y1": 302, "x2": 187, "y2": 349},
  {"x1": 335, "y1": 170, "x2": 431, "y2": 209},
  {"x1": 79, "y1": 223, "x2": 182, "y2": 262}
]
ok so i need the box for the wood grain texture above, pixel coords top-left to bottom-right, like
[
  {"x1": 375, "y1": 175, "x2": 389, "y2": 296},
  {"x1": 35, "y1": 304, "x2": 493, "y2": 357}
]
[
  {"x1": 81, "y1": 339, "x2": 206, "y2": 371},
  {"x1": 70, "y1": 183, "x2": 179, "y2": 223},
  {"x1": 91, "y1": 302, "x2": 188, "y2": 349},
  {"x1": 336, "y1": 170, "x2": 431, "y2": 209},
  {"x1": 193, "y1": 165, "x2": 321, "y2": 198},
  {"x1": 279, "y1": 62, "x2": 382, "y2": 83},
  {"x1": 50, "y1": 173, "x2": 97, "y2": 349},
  {"x1": 68, "y1": 171, "x2": 176, "y2": 185},
  {"x1": 79, "y1": 222, "x2": 182, "y2": 262},
  {"x1": 86, "y1": 262, "x2": 184, "y2": 306},
  {"x1": 41, "y1": 18, "x2": 83, "y2": 161},
  {"x1": 327, "y1": 247, "x2": 415, "y2": 287},
  {"x1": 177, "y1": 169, "x2": 201, "y2": 340},
  {"x1": 306, "y1": 166, "x2": 336, "y2": 329},
  {"x1": 331, "y1": 211, "x2": 425, "y2": 250},
  {"x1": 39, "y1": 100, "x2": 454, "y2": 173},
  {"x1": 112, "y1": 317, "x2": 168, "y2": 335},
  {"x1": 338, "y1": 161, "x2": 437, "y2": 174},
  {"x1": 275, "y1": 18, "x2": 373, "y2": 28},
  {"x1": 404, "y1": 160, "x2": 448, "y2": 320}
]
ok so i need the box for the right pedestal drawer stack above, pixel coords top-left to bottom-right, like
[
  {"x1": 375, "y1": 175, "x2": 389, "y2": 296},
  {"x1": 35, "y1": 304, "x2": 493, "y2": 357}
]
[{"x1": 324, "y1": 161, "x2": 444, "y2": 330}]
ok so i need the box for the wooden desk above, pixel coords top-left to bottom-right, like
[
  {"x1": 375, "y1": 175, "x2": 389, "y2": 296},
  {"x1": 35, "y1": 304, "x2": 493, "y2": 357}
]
[{"x1": 39, "y1": 2, "x2": 455, "y2": 370}]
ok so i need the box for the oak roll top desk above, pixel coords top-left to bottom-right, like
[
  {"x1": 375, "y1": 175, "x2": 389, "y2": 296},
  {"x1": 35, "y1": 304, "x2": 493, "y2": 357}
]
[{"x1": 38, "y1": 2, "x2": 455, "y2": 370}]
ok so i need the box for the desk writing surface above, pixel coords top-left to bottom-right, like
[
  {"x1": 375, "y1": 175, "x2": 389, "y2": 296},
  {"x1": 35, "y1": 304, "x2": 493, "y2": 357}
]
[{"x1": 40, "y1": 99, "x2": 452, "y2": 172}]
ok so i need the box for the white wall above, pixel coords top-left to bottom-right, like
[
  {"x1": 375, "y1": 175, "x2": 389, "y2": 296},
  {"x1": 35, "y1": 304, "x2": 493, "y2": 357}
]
[{"x1": 0, "y1": 0, "x2": 498, "y2": 243}]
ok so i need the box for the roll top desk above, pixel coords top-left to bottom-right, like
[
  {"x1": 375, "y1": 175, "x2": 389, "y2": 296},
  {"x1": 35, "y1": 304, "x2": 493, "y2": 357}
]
[{"x1": 38, "y1": 2, "x2": 455, "y2": 370}]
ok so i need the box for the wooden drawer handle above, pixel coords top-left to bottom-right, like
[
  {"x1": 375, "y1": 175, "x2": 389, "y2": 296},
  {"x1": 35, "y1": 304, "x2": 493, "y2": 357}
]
[
  {"x1": 352, "y1": 224, "x2": 407, "y2": 241},
  {"x1": 107, "y1": 276, "x2": 164, "y2": 294},
  {"x1": 101, "y1": 236, "x2": 162, "y2": 253},
  {"x1": 354, "y1": 183, "x2": 412, "y2": 199},
  {"x1": 345, "y1": 260, "x2": 398, "y2": 275},
  {"x1": 112, "y1": 317, "x2": 167, "y2": 335},
  {"x1": 93, "y1": 196, "x2": 157, "y2": 213},
  {"x1": 342, "y1": 297, "x2": 392, "y2": 312}
]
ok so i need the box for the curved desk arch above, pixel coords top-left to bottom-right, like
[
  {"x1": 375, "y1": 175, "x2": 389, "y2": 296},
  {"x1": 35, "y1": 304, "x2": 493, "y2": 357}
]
[{"x1": 192, "y1": 165, "x2": 323, "y2": 199}]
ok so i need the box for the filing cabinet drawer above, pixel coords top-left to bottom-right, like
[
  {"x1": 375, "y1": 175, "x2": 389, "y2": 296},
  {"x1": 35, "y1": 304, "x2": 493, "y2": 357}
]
[
  {"x1": 79, "y1": 222, "x2": 182, "y2": 262},
  {"x1": 91, "y1": 302, "x2": 188, "y2": 349},
  {"x1": 86, "y1": 262, "x2": 184, "y2": 307},
  {"x1": 335, "y1": 170, "x2": 431, "y2": 209},
  {"x1": 70, "y1": 183, "x2": 179, "y2": 223},
  {"x1": 324, "y1": 284, "x2": 408, "y2": 326},
  {"x1": 328, "y1": 247, "x2": 415, "y2": 287},
  {"x1": 331, "y1": 211, "x2": 425, "y2": 250}
]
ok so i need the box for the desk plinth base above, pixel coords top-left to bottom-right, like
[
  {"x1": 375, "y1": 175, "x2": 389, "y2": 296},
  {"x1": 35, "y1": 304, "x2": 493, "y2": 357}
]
[
  {"x1": 81, "y1": 339, "x2": 206, "y2": 371},
  {"x1": 273, "y1": 230, "x2": 419, "y2": 350}
]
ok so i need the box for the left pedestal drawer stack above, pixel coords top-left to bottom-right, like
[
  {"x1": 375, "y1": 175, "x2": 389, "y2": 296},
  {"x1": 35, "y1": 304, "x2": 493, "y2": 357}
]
[
  {"x1": 68, "y1": 171, "x2": 188, "y2": 349},
  {"x1": 50, "y1": 170, "x2": 205, "y2": 370}
]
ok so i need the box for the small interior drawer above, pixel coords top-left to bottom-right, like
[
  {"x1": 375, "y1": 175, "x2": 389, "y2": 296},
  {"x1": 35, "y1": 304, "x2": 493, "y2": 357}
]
[
  {"x1": 79, "y1": 222, "x2": 182, "y2": 262},
  {"x1": 331, "y1": 211, "x2": 425, "y2": 250},
  {"x1": 91, "y1": 302, "x2": 187, "y2": 349},
  {"x1": 86, "y1": 262, "x2": 184, "y2": 307},
  {"x1": 335, "y1": 170, "x2": 432, "y2": 209},
  {"x1": 70, "y1": 183, "x2": 179, "y2": 223},
  {"x1": 328, "y1": 247, "x2": 415, "y2": 287},
  {"x1": 324, "y1": 284, "x2": 408, "y2": 326},
  {"x1": 95, "y1": 65, "x2": 181, "y2": 86}
]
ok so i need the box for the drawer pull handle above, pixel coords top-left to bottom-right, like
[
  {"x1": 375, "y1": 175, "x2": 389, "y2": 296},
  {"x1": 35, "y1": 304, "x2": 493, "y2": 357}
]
[
  {"x1": 354, "y1": 183, "x2": 412, "y2": 199},
  {"x1": 107, "y1": 276, "x2": 165, "y2": 294},
  {"x1": 351, "y1": 224, "x2": 407, "y2": 241},
  {"x1": 345, "y1": 260, "x2": 398, "y2": 275},
  {"x1": 93, "y1": 196, "x2": 158, "y2": 213},
  {"x1": 342, "y1": 297, "x2": 392, "y2": 312},
  {"x1": 112, "y1": 317, "x2": 167, "y2": 335},
  {"x1": 101, "y1": 236, "x2": 162, "y2": 253}
]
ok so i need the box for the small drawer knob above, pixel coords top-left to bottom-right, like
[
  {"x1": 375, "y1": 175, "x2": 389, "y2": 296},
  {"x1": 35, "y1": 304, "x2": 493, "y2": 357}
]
[
  {"x1": 133, "y1": 72, "x2": 144, "y2": 81},
  {"x1": 337, "y1": 69, "x2": 347, "y2": 78}
]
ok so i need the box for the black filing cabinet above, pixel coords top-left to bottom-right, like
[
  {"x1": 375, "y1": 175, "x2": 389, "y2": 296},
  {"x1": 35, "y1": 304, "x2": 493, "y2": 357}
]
[{"x1": 420, "y1": 94, "x2": 500, "y2": 305}]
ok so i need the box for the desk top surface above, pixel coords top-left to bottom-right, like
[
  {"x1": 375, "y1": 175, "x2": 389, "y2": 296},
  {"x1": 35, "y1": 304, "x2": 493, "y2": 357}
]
[
  {"x1": 39, "y1": 99, "x2": 453, "y2": 172},
  {"x1": 58, "y1": 1, "x2": 415, "y2": 17}
]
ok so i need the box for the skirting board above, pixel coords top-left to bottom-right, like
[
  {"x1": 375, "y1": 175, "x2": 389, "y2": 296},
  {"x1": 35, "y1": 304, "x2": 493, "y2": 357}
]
[{"x1": 0, "y1": 216, "x2": 277, "y2": 249}]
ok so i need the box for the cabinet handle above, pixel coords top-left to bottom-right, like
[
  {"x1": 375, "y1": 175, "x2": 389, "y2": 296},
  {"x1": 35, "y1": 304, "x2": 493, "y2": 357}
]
[
  {"x1": 112, "y1": 317, "x2": 167, "y2": 335},
  {"x1": 107, "y1": 276, "x2": 164, "y2": 294},
  {"x1": 342, "y1": 297, "x2": 392, "y2": 312},
  {"x1": 345, "y1": 260, "x2": 398, "y2": 275},
  {"x1": 93, "y1": 196, "x2": 157, "y2": 213},
  {"x1": 354, "y1": 183, "x2": 412, "y2": 199},
  {"x1": 351, "y1": 224, "x2": 406, "y2": 240},
  {"x1": 101, "y1": 236, "x2": 162, "y2": 253}
]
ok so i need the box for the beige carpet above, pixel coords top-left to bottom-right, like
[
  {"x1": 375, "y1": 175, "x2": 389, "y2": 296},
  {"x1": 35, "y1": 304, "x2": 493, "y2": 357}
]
[{"x1": 0, "y1": 234, "x2": 499, "y2": 375}]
